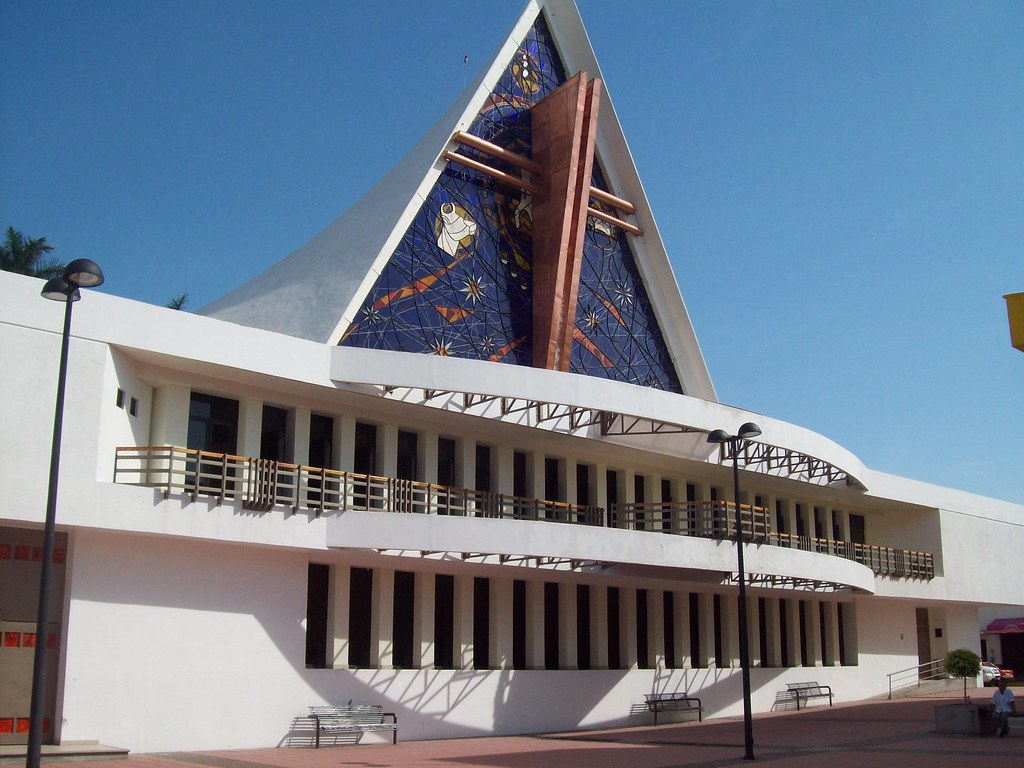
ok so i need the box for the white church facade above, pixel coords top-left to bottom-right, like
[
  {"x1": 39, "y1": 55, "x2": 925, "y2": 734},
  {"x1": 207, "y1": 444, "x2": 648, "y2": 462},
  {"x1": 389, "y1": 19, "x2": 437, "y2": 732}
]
[{"x1": 1, "y1": 0, "x2": 1021, "y2": 754}]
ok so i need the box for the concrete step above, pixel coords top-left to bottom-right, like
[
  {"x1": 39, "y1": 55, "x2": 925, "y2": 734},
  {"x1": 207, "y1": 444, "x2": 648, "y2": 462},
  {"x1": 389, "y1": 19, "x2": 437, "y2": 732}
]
[{"x1": 0, "y1": 741, "x2": 129, "y2": 763}]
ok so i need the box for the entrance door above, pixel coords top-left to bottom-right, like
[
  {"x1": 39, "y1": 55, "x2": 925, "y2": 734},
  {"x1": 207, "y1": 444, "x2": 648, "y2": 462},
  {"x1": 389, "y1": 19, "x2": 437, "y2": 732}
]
[{"x1": 916, "y1": 608, "x2": 933, "y2": 673}]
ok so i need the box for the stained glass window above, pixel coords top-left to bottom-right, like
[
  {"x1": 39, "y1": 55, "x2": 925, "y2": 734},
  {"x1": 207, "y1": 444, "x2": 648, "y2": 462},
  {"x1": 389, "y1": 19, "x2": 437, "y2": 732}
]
[{"x1": 340, "y1": 12, "x2": 682, "y2": 394}]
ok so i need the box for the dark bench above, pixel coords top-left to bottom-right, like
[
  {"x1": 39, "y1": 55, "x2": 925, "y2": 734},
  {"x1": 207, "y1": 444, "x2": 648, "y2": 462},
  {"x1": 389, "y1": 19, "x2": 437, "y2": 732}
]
[
  {"x1": 785, "y1": 681, "x2": 833, "y2": 710},
  {"x1": 308, "y1": 705, "x2": 398, "y2": 747},
  {"x1": 644, "y1": 692, "x2": 703, "y2": 725}
]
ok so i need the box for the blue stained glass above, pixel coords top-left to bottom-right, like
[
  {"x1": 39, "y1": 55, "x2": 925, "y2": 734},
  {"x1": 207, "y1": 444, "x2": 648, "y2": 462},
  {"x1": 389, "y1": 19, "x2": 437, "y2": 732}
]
[{"x1": 340, "y1": 13, "x2": 683, "y2": 393}]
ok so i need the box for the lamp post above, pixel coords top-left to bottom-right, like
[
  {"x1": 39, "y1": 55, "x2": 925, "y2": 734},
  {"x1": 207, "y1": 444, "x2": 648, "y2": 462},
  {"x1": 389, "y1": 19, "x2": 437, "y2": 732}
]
[
  {"x1": 27, "y1": 259, "x2": 104, "y2": 768},
  {"x1": 707, "y1": 421, "x2": 761, "y2": 761}
]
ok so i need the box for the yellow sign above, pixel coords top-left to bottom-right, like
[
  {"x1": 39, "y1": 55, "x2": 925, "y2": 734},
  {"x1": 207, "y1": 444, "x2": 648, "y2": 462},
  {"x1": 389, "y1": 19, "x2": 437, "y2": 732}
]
[{"x1": 1005, "y1": 292, "x2": 1024, "y2": 352}]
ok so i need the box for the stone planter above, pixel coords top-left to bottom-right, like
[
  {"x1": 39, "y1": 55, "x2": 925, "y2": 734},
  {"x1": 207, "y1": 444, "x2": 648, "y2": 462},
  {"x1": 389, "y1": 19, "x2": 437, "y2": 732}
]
[{"x1": 934, "y1": 703, "x2": 997, "y2": 735}]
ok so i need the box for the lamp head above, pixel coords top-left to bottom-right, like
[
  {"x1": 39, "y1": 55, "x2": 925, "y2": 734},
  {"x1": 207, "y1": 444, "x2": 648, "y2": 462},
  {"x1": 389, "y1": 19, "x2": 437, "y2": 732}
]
[
  {"x1": 41, "y1": 278, "x2": 81, "y2": 303},
  {"x1": 63, "y1": 258, "x2": 104, "y2": 288},
  {"x1": 738, "y1": 422, "x2": 762, "y2": 440},
  {"x1": 707, "y1": 429, "x2": 730, "y2": 445}
]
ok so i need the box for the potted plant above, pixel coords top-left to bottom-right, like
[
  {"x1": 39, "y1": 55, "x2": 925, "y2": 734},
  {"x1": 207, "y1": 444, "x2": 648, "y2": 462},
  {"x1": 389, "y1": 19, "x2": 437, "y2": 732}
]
[{"x1": 935, "y1": 648, "x2": 994, "y2": 735}]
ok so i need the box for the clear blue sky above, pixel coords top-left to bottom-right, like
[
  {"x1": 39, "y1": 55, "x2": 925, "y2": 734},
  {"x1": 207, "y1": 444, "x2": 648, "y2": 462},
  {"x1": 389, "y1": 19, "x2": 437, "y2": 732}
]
[{"x1": 2, "y1": 1, "x2": 1022, "y2": 502}]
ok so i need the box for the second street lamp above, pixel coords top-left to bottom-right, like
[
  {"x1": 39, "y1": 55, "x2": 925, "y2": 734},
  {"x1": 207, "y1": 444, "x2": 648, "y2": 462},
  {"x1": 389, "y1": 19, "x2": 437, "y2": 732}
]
[{"x1": 707, "y1": 421, "x2": 761, "y2": 761}]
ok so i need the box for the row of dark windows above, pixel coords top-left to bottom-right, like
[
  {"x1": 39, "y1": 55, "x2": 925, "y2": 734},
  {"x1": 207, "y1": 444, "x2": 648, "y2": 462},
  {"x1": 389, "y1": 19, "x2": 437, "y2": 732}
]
[
  {"x1": 305, "y1": 565, "x2": 854, "y2": 671},
  {"x1": 189, "y1": 392, "x2": 867, "y2": 543}
]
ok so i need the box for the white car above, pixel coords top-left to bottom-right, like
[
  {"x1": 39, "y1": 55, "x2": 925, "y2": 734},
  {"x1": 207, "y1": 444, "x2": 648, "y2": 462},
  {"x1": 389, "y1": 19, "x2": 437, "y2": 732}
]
[{"x1": 982, "y1": 661, "x2": 1002, "y2": 685}]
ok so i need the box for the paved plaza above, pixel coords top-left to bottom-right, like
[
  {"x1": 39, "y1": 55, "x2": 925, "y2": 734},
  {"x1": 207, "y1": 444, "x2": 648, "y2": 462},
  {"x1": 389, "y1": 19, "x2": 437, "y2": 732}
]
[{"x1": 2, "y1": 691, "x2": 1020, "y2": 768}]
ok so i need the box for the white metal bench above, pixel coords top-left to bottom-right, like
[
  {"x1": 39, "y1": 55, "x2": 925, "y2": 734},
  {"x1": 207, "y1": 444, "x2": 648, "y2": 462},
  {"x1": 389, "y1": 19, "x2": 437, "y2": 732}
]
[
  {"x1": 785, "y1": 681, "x2": 833, "y2": 709},
  {"x1": 644, "y1": 692, "x2": 704, "y2": 725},
  {"x1": 308, "y1": 704, "x2": 398, "y2": 747}
]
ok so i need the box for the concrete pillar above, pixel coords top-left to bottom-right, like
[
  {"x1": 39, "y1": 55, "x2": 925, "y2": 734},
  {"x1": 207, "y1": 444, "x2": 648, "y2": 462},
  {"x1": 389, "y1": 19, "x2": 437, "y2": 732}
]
[
  {"x1": 455, "y1": 575, "x2": 475, "y2": 670},
  {"x1": 495, "y1": 444, "x2": 515, "y2": 496},
  {"x1": 150, "y1": 384, "x2": 190, "y2": 447},
  {"x1": 331, "y1": 566, "x2": 352, "y2": 669},
  {"x1": 747, "y1": 594, "x2": 762, "y2": 668},
  {"x1": 783, "y1": 597, "x2": 801, "y2": 668},
  {"x1": 590, "y1": 584, "x2": 609, "y2": 669},
  {"x1": 526, "y1": 580, "x2": 546, "y2": 668},
  {"x1": 559, "y1": 581, "x2": 579, "y2": 669},
  {"x1": 564, "y1": 457, "x2": 578, "y2": 505},
  {"x1": 378, "y1": 423, "x2": 398, "y2": 478},
  {"x1": 803, "y1": 599, "x2": 821, "y2": 667},
  {"x1": 650, "y1": 589, "x2": 666, "y2": 669},
  {"x1": 415, "y1": 571, "x2": 435, "y2": 668},
  {"x1": 697, "y1": 593, "x2": 715, "y2": 668},
  {"x1": 419, "y1": 430, "x2": 438, "y2": 484},
  {"x1": 673, "y1": 591, "x2": 691, "y2": 668},
  {"x1": 620, "y1": 587, "x2": 638, "y2": 669},
  {"x1": 373, "y1": 569, "x2": 395, "y2": 669},
  {"x1": 822, "y1": 602, "x2": 841, "y2": 666},
  {"x1": 492, "y1": 577, "x2": 514, "y2": 669},
  {"x1": 237, "y1": 397, "x2": 263, "y2": 457},
  {"x1": 592, "y1": 462, "x2": 608, "y2": 526},
  {"x1": 764, "y1": 597, "x2": 782, "y2": 667},
  {"x1": 290, "y1": 407, "x2": 311, "y2": 467},
  {"x1": 722, "y1": 594, "x2": 739, "y2": 668},
  {"x1": 334, "y1": 415, "x2": 355, "y2": 471}
]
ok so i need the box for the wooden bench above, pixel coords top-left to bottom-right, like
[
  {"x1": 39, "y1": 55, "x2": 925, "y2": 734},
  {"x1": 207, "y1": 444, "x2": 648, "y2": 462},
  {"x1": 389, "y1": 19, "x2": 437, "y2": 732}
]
[
  {"x1": 308, "y1": 705, "x2": 398, "y2": 747},
  {"x1": 644, "y1": 692, "x2": 703, "y2": 725},
  {"x1": 785, "y1": 681, "x2": 833, "y2": 710}
]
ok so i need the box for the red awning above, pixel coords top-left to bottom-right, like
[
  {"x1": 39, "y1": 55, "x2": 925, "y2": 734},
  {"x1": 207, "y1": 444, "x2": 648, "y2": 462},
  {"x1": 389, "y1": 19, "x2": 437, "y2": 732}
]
[{"x1": 986, "y1": 618, "x2": 1024, "y2": 634}]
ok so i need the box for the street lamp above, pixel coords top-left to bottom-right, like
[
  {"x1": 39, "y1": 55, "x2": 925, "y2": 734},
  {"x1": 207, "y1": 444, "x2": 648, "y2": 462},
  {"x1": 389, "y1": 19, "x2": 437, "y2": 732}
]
[
  {"x1": 708, "y1": 421, "x2": 761, "y2": 761},
  {"x1": 27, "y1": 259, "x2": 104, "y2": 768}
]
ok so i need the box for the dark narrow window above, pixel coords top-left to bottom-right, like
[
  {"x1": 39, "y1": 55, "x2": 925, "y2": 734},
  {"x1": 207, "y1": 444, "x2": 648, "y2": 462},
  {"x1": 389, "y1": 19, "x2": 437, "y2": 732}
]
[
  {"x1": 129, "y1": 397, "x2": 138, "y2": 417},
  {"x1": 633, "y1": 474, "x2": 645, "y2": 504},
  {"x1": 348, "y1": 567, "x2": 373, "y2": 668},
  {"x1": 832, "y1": 514, "x2": 842, "y2": 541},
  {"x1": 710, "y1": 487, "x2": 720, "y2": 502},
  {"x1": 353, "y1": 422, "x2": 377, "y2": 508},
  {"x1": 544, "y1": 458, "x2": 560, "y2": 502},
  {"x1": 433, "y1": 574, "x2": 454, "y2": 669},
  {"x1": 660, "y1": 478, "x2": 673, "y2": 530},
  {"x1": 819, "y1": 603, "x2": 830, "y2": 665},
  {"x1": 838, "y1": 603, "x2": 848, "y2": 666},
  {"x1": 713, "y1": 595, "x2": 723, "y2": 666},
  {"x1": 796, "y1": 504, "x2": 806, "y2": 537},
  {"x1": 393, "y1": 571, "x2": 415, "y2": 668},
  {"x1": 188, "y1": 393, "x2": 238, "y2": 454},
  {"x1": 116, "y1": 388, "x2": 125, "y2": 408},
  {"x1": 513, "y1": 451, "x2": 527, "y2": 498},
  {"x1": 512, "y1": 580, "x2": 526, "y2": 669},
  {"x1": 686, "y1": 484, "x2": 698, "y2": 535},
  {"x1": 607, "y1": 587, "x2": 621, "y2": 669},
  {"x1": 473, "y1": 577, "x2": 490, "y2": 669},
  {"x1": 308, "y1": 415, "x2": 334, "y2": 506},
  {"x1": 437, "y1": 437, "x2": 456, "y2": 488},
  {"x1": 849, "y1": 514, "x2": 866, "y2": 544},
  {"x1": 544, "y1": 582, "x2": 559, "y2": 670},
  {"x1": 798, "y1": 601, "x2": 809, "y2": 666},
  {"x1": 775, "y1": 500, "x2": 786, "y2": 534},
  {"x1": 397, "y1": 430, "x2": 418, "y2": 480},
  {"x1": 780, "y1": 600, "x2": 791, "y2": 667},
  {"x1": 689, "y1": 593, "x2": 701, "y2": 666},
  {"x1": 261, "y1": 405, "x2": 288, "y2": 461},
  {"x1": 576, "y1": 465, "x2": 590, "y2": 506},
  {"x1": 475, "y1": 444, "x2": 491, "y2": 492},
  {"x1": 663, "y1": 591, "x2": 675, "y2": 668},
  {"x1": 606, "y1": 470, "x2": 618, "y2": 527},
  {"x1": 636, "y1": 589, "x2": 650, "y2": 668},
  {"x1": 813, "y1": 507, "x2": 824, "y2": 539},
  {"x1": 758, "y1": 597, "x2": 769, "y2": 668},
  {"x1": 577, "y1": 585, "x2": 591, "y2": 670},
  {"x1": 305, "y1": 563, "x2": 330, "y2": 668}
]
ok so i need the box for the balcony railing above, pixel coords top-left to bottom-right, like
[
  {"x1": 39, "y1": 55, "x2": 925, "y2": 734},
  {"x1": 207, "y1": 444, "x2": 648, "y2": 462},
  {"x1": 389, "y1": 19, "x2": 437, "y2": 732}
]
[
  {"x1": 112, "y1": 446, "x2": 934, "y2": 580},
  {"x1": 113, "y1": 446, "x2": 603, "y2": 525}
]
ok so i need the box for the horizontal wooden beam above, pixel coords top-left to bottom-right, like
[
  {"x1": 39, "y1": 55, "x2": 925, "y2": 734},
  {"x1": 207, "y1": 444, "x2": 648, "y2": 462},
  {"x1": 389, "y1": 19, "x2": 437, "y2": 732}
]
[{"x1": 589, "y1": 186, "x2": 636, "y2": 214}]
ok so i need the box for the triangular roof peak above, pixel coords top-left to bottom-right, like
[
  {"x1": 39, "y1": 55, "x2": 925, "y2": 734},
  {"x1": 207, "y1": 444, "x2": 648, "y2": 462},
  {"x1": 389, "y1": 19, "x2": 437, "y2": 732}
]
[{"x1": 200, "y1": 0, "x2": 717, "y2": 401}]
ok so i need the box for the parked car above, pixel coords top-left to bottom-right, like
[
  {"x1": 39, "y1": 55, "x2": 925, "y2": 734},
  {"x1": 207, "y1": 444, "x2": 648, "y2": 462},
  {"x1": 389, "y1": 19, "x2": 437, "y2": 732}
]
[
  {"x1": 998, "y1": 666, "x2": 1015, "y2": 681},
  {"x1": 982, "y1": 661, "x2": 1001, "y2": 685}
]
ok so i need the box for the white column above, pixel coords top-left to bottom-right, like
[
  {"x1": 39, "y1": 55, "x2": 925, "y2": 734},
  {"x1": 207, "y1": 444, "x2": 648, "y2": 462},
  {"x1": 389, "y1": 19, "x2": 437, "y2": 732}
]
[
  {"x1": 698, "y1": 593, "x2": 715, "y2": 668},
  {"x1": 526, "y1": 580, "x2": 546, "y2": 668},
  {"x1": 619, "y1": 587, "x2": 638, "y2": 669},
  {"x1": 674, "y1": 591, "x2": 691, "y2": 668},
  {"x1": 747, "y1": 595, "x2": 762, "y2": 668},
  {"x1": 650, "y1": 589, "x2": 666, "y2": 669},
  {"x1": 764, "y1": 597, "x2": 782, "y2": 668},
  {"x1": 592, "y1": 463, "x2": 608, "y2": 526},
  {"x1": 455, "y1": 575, "x2": 475, "y2": 670},
  {"x1": 331, "y1": 566, "x2": 352, "y2": 669},
  {"x1": 722, "y1": 594, "x2": 739, "y2": 668},
  {"x1": 783, "y1": 598, "x2": 800, "y2": 667},
  {"x1": 335, "y1": 415, "x2": 355, "y2": 471},
  {"x1": 291, "y1": 407, "x2": 311, "y2": 467},
  {"x1": 559, "y1": 582, "x2": 578, "y2": 669},
  {"x1": 590, "y1": 584, "x2": 609, "y2": 669},
  {"x1": 149, "y1": 384, "x2": 190, "y2": 447},
  {"x1": 803, "y1": 599, "x2": 821, "y2": 667},
  {"x1": 495, "y1": 444, "x2": 515, "y2": 495},
  {"x1": 492, "y1": 577, "x2": 514, "y2": 669},
  {"x1": 822, "y1": 602, "x2": 841, "y2": 666},
  {"x1": 237, "y1": 397, "x2": 262, "y2": 457},
  {"x1": 373, "y1": 569, "x2": 395, "y2": 669},
  {"x1": 419, "y1": 430, "x2": 438, "y2": 484},
  {"x1": 415, "y1": 572, "x2": 435, "y2": 668}
]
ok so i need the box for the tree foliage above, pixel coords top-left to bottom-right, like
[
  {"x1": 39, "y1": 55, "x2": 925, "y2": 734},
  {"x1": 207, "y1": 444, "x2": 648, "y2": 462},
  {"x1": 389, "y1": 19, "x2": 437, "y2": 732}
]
[
  {"x1": 166, "y1": 293, "x2": 188, "y2": 311},
  {"x1": 944, "y1": 648, "x2": 981, "y2": 702},
  {"x1": 0, "y1": 226, "x2": 65, "y2": 279}
]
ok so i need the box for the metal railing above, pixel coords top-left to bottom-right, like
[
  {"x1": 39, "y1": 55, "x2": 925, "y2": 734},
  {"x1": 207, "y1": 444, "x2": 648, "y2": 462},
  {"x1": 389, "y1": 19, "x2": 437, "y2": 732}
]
[
  {"x1": 887, "y1": 658, "x2": 946, "y2": 699},
  {"x1": 113, "y1": 446, "x2": 934, "y2": 579},
  {"x1": 112, "y1": 446, "x2": 603, "y2": 525}
]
